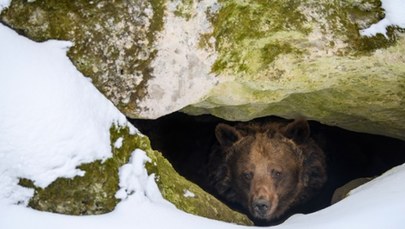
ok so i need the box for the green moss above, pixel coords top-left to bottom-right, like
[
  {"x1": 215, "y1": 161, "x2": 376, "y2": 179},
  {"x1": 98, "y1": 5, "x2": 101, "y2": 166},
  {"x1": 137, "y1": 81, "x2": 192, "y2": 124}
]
[
  {"x1": 355, "y1": 27, "x2": 398, "y2": 53},
  {"x1": 261, "y1": 43, "x2": 301, "y2": 67},
  {"x1": 18, "y1": 178, "x2": 36, "y2": 189},
  {"x1": 146, "y1": 148, "x2": 253, "y2": 225},
  {"x1": 16, "y1": 123, "x2": 251, "y2": 224},
  {"x1": 320, "y1": 0, "x2": 396, "y2": 54},
  {"x1": 0, "y1": 0, "x2": 166, "y2": 118},
  {"x1": 211, "y1": 0, "x2": 308, "y2": 74},
  {"x1": 299, "y1": 0, "x2": 399, "y2": 55},
  {"x1": 18, "y1": 125, "x2": 151, "y2": 215},
  {"x1": 149, "y1": 0, "x2": 166, "y2": 42},
  {"x1": 183, "y1": 47, "x2": 405, "y2": 139},
  {"x1": 172, "y1": 0, "x2": 193, "y2": 20},
  {"x1": 198, "y1": 32, "x2": 214, "y2": 50},
  {"x1": 351, "y1": 3, "x2": 387, "y2": 51},
  {"x1": 209, "y1": 0, "x2": 404, "y2": 76}
]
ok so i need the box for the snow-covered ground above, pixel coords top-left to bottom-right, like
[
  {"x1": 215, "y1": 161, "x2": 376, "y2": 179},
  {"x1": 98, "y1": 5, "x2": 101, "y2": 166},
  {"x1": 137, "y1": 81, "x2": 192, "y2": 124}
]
[{"x1": 1, "y1": 1, "x2": 405, "y2": 228}]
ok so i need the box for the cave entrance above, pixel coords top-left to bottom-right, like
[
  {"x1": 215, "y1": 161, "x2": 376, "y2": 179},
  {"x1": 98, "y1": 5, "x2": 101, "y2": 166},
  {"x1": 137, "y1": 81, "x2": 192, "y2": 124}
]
[{"x1": 129, "y1": 112, "x2": 405, "y2": 225}]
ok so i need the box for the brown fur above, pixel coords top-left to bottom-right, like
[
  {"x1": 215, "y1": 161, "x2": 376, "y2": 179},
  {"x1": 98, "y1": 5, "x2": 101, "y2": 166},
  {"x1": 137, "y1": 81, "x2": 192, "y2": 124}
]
[{"x1": 207, "y1": 119, "x2": 327, "y2": 224}]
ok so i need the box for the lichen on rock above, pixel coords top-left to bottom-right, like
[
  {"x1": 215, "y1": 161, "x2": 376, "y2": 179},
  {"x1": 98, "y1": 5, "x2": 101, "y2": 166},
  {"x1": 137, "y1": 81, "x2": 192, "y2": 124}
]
[
  {"x1": 0, "y1": 0, "x2": 165, "y2": 116},
  {"x1": 134, "y1": 0, "x2": 219, "y2": 118},
  {"x1": 17, "y1": 125, "x2": 150, "y2": 215},
  {"x1": 2, "y1": 1, "x2": 404, "y2": 140},
  {"x1": 16, "y1": 123, "x2": 252, "y2": 225},
  {"x1": 184, "y1": 0, "x2": 405, "y2": 141},
  {"x1": 146, "y1": 144, "x2": 253, "y2": 225}
]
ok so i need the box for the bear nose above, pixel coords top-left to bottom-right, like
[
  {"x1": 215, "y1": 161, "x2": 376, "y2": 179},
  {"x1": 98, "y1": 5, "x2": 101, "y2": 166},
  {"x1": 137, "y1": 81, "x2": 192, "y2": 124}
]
[{"x1": 253, "y1": 199, "x2": 271, "y2": 216}]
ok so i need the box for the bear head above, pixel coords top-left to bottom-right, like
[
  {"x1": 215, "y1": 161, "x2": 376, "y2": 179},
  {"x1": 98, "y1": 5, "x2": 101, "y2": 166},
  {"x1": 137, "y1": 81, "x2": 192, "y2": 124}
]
[{"x1": 212, "y1": 119, "x2": 327, "y2": 224}]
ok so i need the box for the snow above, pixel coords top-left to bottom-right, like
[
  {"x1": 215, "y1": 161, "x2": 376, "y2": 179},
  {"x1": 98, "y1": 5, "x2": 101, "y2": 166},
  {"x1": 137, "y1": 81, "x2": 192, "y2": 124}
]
[
  {"x1": 0, "y1": 24, "x2": 136, "y2": 206},
  {"x1": 1, "y1": 1, "x2": 405, "y2": 229},
  {"x1": 278, "y1": 164, "x2": 405, "y2": 229},
  {"x1": 0, "y1": 0, "x2": 10, "y2": 11},
  {"x1": 183, "y1": 189, "x2": 196, "y2": 198},
  {"x1": 115, "y1": 149, "x2": 166, "y2": 204},
  {"x1": 360, "y1": 0, "x2": 405, "y2": 37},
  {"x1": 114, "y1": 137, "x2": 124, "y2": 149}
]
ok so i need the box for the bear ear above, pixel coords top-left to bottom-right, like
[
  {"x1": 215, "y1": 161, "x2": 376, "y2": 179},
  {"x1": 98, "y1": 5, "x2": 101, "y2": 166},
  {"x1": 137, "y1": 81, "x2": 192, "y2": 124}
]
[
  {"x1": 215, "y1": 123, "x2": 242, "y2": 147},
  {"x1": 283, "y1": 119, "x2": 310, "y2": 144}
]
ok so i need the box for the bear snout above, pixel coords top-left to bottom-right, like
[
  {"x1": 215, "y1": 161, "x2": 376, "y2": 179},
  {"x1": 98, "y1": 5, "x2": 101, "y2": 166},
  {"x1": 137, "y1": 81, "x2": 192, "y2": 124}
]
[
  {"x1": 252, "y1": 198, "x2": 271, "y2": 217},
  {"x1": 249, "y1": 184, "x2": 278, "y2": 219}
]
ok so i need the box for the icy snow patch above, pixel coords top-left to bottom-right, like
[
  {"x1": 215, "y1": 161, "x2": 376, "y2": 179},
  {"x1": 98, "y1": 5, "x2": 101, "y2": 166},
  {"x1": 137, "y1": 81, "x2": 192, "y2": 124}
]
[
  {"x1": 183, "y1": 190, "x2": 196, "y2": 198},
  {"x1": 0, "y1": 0, "x2": 11, "y2": 11},
  {"x1": 137, "y1": 0, "x2": 219, "y2": 118},
  {"x1": 278, "y1": 163, "x2": 405, "y2": 229},
  {"x1": 115, "y1": 149, "x2": 151, "y2": 200},
  {"x1": 115, "y1": 149, "x2": 169, "y2": 206},
  {"x1": 360, "y1": 0, "x2": 405, "y2": 37},
  {"x1": 114, "y1": 137, "x2": 124, "y2": 149},
  {"x1": 0, "y1": 173, "x2": 34, "y2": 206}
]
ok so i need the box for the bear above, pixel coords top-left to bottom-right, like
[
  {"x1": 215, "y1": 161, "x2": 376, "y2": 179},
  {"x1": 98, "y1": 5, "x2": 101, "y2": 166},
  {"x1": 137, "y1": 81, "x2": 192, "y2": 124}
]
[{"x1": 206, "y1": 118, "x2": 327, "y2": 225}]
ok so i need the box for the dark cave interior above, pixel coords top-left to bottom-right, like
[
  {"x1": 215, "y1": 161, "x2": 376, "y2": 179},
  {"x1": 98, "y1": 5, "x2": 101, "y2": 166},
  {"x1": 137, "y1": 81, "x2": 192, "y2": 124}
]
[{"x1": 129, "y1": 112, "x2": 405, "y2": 225}]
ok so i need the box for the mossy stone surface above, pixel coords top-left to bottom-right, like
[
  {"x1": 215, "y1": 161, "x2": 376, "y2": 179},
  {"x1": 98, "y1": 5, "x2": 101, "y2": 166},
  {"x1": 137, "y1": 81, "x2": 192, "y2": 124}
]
[
  {"x1": 146, "y1": 147, "x2": 253, "y2": 225},
  {"x1": 17, "y1": 124, "x2": 252, "y2": 224},
  {"x1": 2, "y1": 0, "x2": 403, "y2": 139},
  {"x1": 18, "y1": 125, "x2": 150, "y2": 215},
  {"x1": 183, "y1": 32, "x2": 405, "y2": 140},
  {"x1": 184, "y1": 0, "x2": 405, "y2": 140},
  {"x1": 0, "y1": 0, "x2": 165, "y2": 116}
]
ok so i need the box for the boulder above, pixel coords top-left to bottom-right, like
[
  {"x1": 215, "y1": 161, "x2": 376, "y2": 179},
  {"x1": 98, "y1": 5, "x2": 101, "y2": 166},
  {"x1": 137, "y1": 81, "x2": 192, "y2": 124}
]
[
  {"x1": 182, "y1": 0, "x2": 405, "y2": 141},
  {"x1": 1, "y1": 0, "x2": 404, "y2": 140},
  {"x1": 18, "y1": 124, "x2": 252, "y2": 225}
]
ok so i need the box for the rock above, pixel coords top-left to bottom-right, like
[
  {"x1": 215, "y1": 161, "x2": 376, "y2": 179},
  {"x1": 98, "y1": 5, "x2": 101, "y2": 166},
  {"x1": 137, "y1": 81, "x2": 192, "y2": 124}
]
[
  {"x1": 331, "y1": 177, "x2": 374, "y2": 204},
  {"x1": 182, "y1": 0, "x2": 405, "y2": 141},
  {"x1": 1, "y1": 0, "x2": 404, "y2": 140},
  {"x1": 0, "y1": 0, "x2": 166, "y2": 117},
  {"x1": 146, "y1": 140, "x2": 253, "y2": 225},
  {"x1": 17, "y1": 124, "x2": 252, "y2": 225},
  {"x1": 18, "y1": 125, "x2": 150, "y2": 215}
]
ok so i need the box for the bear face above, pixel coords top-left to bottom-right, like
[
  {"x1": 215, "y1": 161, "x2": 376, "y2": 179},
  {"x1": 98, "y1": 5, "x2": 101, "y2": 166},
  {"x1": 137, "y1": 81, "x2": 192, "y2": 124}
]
[{"x1": 209, "y1": 119, "x2": 327, "y2": 224}]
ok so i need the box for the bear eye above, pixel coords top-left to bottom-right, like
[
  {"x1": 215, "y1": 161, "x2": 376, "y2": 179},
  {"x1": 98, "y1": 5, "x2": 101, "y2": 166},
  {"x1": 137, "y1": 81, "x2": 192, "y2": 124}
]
[
  {"x1": 271, "y1": 169, "x2": 282, "y2": 179},
  {"x1": 242, "y1": 172, "x2": 253, "y2": 181}
]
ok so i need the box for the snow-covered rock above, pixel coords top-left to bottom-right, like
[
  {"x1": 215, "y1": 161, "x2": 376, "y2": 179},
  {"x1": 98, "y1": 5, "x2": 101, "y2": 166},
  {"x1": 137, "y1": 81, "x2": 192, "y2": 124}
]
[{"x1": 0, "y1": 23, "x2": 251, "y2": 224}]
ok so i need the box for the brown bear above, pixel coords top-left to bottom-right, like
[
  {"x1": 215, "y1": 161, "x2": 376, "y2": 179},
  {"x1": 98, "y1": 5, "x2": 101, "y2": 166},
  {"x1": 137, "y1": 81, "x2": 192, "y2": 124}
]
[{"x1": 207, "y1": 118, "x2": 327, "y2": 225}]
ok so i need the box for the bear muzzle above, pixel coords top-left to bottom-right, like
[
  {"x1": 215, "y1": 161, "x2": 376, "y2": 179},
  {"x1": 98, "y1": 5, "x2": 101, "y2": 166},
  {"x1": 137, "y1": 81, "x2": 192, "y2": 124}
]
[
  {"x1": 250, "y1": 195, "x2": 278, "y2": 220},
  {"x1": 249, "y1": 184, "x2": 279, "y2": 220},
  {"x1": 252, "y1": 198, "x2": 271, "y2": 217}
]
